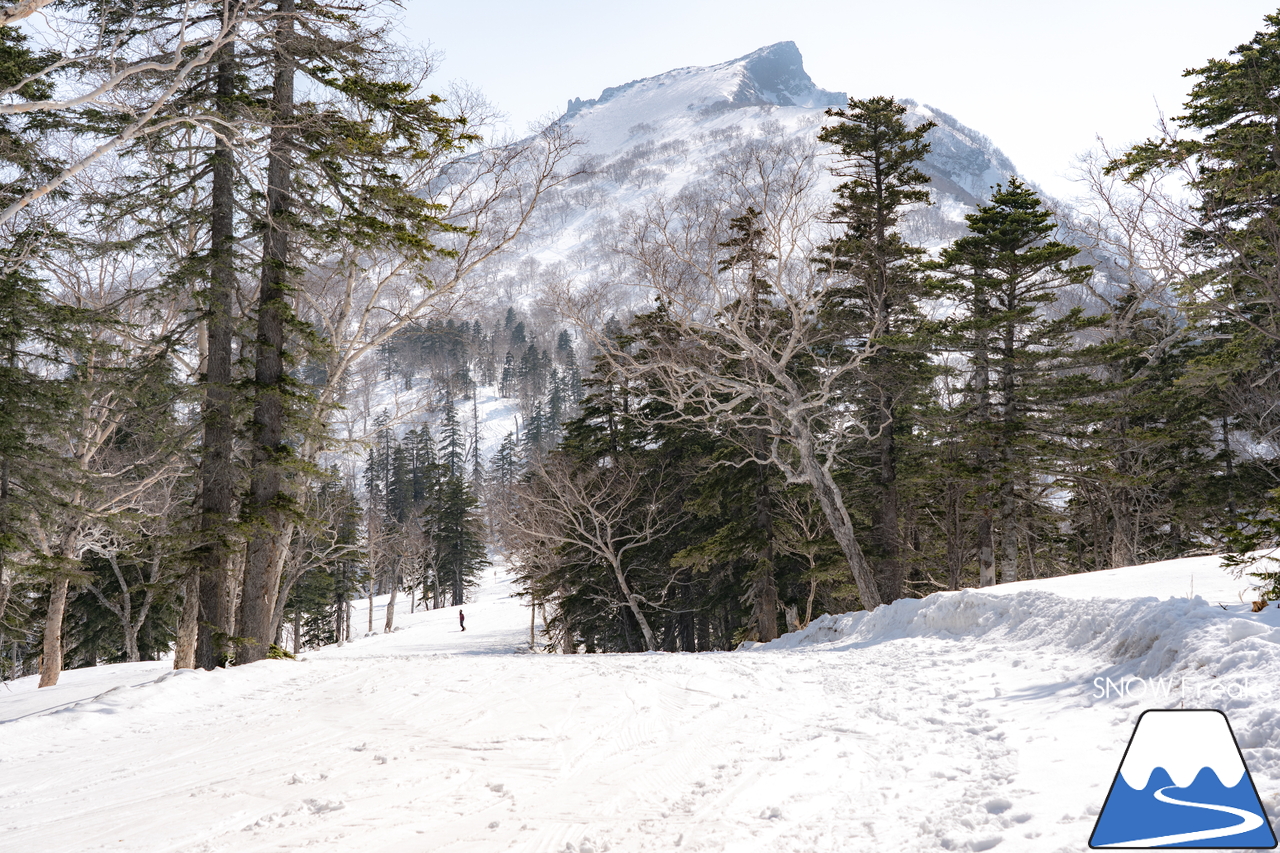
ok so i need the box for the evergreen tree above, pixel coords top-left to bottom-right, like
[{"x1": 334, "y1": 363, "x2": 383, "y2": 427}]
[
  {"x1": 0, "y1": 24, "x2": 79, "y2": 649},
  {"x1": 435, "y1": 476, "x2": 488, "y2": 606},
  {"x1": 713, "y1": 207, "x2": 784, "y2": 637},
  {"x1": 814, "y1": 95, "x2": 938, "y2": 603},
  {"x1": 499, "y1": 351, "x2": 516, "y2": 398},
  {"x1": 438, "y1": 403, "x2": 466, "y2": 479},
  {"x1": 1110, "y1": 12, "x2": 1280, "y2": 586},
  {"x1": 933, "y1": 178, "x2": 1098, "y2": 585}
]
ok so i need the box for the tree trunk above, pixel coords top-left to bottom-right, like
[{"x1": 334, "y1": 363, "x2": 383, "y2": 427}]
[
  {"x1": 196, "y1": 43, "x2": 240, "y2": 672},
  {"x1": 608, "y1": 558, "x2": 657, "y2": 651},
  {"x1": 264, "y1": 532, "x2": 299, "y2": 647},
  {"x1": 173, "y1": 569, "x2": 199, "y2": 669},
  {"x1": 1110, "y1": 490, "x2": 1137, "y2": 569},
  {"x1": 873, "y1": 397, "x2": 903, "y2": 601},
  {"x1": 0, "y1": 560, "x2": 10, "y2": 630},
  {"x1": 383, "y1": 566, "x2": 399, "y2": 633},
  {"x1": 38, "y1": 573, "x2": 69, "y2": 687},
  {"x1": 972, "y1": 328, "x2": 996, "y2": 587},
  {"x1": 998, "y1": 319, "x2": 1018, "y2": 585},
  {"x1": 998, "y1": 474, "x2": 1018, "y2": 584},
  {"x1": 1222, "y1": 415, "x2": 1236, "y2": 519},
  {"x1": 236, "y1": 0, "x2": 296, "y2": 666},
  {"x1": 1107, "y1": 406, "x2": 1139, "y2": 569},
  {"x1": 804, "y1": 575, "x2": 818, "y2": 627},
  {"x1": 752, "y1": 432, "x2": 779, "y2": 642},
  {"x1": 793, "y1": 422, "x2": 883, "y2": 609},
  {"x1": 0, "y1": 454, "x2": 10, "y2": 625}
]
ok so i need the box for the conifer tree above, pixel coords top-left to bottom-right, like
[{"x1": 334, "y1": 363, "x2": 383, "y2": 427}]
[
  {"x1": 0, "y1": 25, "x2": 76, "y2": 634},
  {"x1": 435, "y1": 476, "x2": 487, "y2": 606},
  {"x1": 933, "y1": 178, "x2": 1097, "y2": 585},
  {"x1": 814, "y1": 95, "x2": 937, "y2": 602},
  {"x1": 439, "y1": 403, "x2": 466, "y2": 479},
  {"x1": 1109, "y1": 11, "x2": 1280, "y2": 583},
  {"x1": 233, "y1": 0, "x2": 472, "y2": 663},
  {"x1": 714, "y1": 206, "x2": 783, "y2": 638}
]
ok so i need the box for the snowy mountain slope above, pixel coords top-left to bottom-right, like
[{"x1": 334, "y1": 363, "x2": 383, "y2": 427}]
[
  {"x1": 5, "y1": 554, "x2": 1280, "y2": 852},
  {"x1": 489, "y1": 41, "x2": 1024, "y2": 308},
  {"x1": 321, "y1": 380, "x2": 524, "y2": 485},
  {"x1": 560, "y1": 42, "x2": 847, "y2": 155}
]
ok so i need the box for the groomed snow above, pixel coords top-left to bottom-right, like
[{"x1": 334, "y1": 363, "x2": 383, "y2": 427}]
[{"x1": 4, "y1": 554, "x2": 1280, "y2": 852}]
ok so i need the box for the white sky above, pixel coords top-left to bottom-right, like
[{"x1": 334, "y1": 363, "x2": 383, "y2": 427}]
[{"x1": 394, "y1": 1, "x2": 1276, "y2": 200}]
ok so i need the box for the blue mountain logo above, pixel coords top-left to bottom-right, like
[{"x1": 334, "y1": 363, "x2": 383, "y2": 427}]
[{"x1": 1090, "y1": 709, "x2": 1276, "y2": 848}]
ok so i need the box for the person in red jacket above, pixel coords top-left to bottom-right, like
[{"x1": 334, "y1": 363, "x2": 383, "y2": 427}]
[{"x1": 459, "y1": 609, "x2": 465, "y2": 632}]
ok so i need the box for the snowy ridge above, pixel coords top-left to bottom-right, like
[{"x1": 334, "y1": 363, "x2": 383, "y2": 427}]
[
  {"x1": 491, "y1": 41, "x2": 1034, "y2": 309},
  {"x1": 560, "y1": 42, "x2": 845, "y2": 154}
]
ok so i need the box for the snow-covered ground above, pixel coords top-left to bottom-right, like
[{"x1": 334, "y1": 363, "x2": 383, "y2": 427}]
[{"x1": 4, "y1": 554, "x2": 1280, "y2": 852}]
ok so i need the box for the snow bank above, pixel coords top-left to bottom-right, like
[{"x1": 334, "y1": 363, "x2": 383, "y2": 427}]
[
  {"x1": 755, "y1": 589, "x2": 1280, "y2": 680},
  {"x1": 753, "y1": 564, "x2": 1280, "y2": 784}
]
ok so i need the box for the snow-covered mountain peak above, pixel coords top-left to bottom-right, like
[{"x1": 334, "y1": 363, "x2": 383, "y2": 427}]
[
  {"x1": 475, "y1": 43, "x2": 1038, "y2": 314},
  {"x1": 721, "y1": 41, "x2": 846, "y2": 109},
  {"x1": 559, "y1": 41, "x2": 845, "y2": 154}
]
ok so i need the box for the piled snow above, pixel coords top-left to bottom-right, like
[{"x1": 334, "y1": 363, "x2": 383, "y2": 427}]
[{"x1": 5, "y1": 554, "x2": 1280, "y2": 852}]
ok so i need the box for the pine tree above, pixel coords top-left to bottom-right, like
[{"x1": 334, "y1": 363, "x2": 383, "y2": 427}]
[
  {"x1": 814, "y1": 95, "x2": 938, "y2": 603},
  {"x1": 933, "y1": 178, "x2": 1098, "y2": 585},
  {"x1": 1110, "y1": 12, "x2": 1280, "y2": 584}
]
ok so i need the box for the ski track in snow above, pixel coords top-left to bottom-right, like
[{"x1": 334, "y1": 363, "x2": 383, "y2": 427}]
[{"x1": 3, "y1": 555, "x2": 1280, "y2": 852}]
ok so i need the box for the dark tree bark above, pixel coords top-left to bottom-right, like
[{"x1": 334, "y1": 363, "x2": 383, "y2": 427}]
[
  {"x1": 0, "y1": 455, "x2": 10, "y2": 626},
  {"x1": 191, "y1": 44, "x2": 240, "y2": 670},
  {"x1": 751, "y1": 435, "x2": 779, "y2": 642},
  {"x1": 872, "y1": 396, "x2": 903, "y2": 600},
  {"x1": 971, "y1": 313, "x2": 996, "y2": 588},
  {"x1": 237, "y1": 0, "x2": 295, "y2": 665}
]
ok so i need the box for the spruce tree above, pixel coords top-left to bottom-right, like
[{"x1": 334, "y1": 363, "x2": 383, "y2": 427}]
[
  {"x1": 1110, "y1": 11, "x2": 1280, "y2": 583},
  {"x1": 435, "y1": 476, "x2": 488, "y2": 606},
  {"x1": 814, "y1": 95, "x2": 938, "y2": 602},
  {"x1": 714, "y1": 207, "x2": 783, "y2": 638},
  {"x1": 0, "y1": 24, "x2": 76, "y2": 637},
  {"x1": 439, "y1": 403, "x2": 466, "y2": 479},
  {"x1": 933, "y1": 178, "x2": 1098, "y2": 585}
]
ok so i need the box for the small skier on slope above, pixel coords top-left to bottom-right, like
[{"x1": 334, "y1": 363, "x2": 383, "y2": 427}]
[{"x1": 459, "y1": 609, "x2": 465, "y2": 632}]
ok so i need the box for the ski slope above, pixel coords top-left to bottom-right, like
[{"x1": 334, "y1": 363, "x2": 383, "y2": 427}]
[{"x1": 3, "y1": 554, "x2": 1280, "y2": 852}]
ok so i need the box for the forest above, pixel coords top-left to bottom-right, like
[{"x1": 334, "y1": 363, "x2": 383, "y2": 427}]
[{"x1": 0, "y1": 0, "x2": 1278, "y2": 680}]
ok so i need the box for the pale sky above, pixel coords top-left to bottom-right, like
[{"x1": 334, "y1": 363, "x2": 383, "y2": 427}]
[{"x1": 395, "y1": 1, "x2": 1277, "y2": 199}]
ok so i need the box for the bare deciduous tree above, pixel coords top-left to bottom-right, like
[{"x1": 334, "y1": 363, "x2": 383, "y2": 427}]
[
  {"x1": 1, "y1": 0, "x2": 268, "y2": 226},
  {"x1": 558, "y1": 135, "x2": 886, "y2": 609},
  {"x1": 504, "y1": 455, "x2": 683, "y2": 652}
]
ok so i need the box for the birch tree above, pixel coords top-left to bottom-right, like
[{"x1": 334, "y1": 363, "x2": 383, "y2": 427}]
[
  {"x1": 0, "y1": 0, "x2": 266, "y2": 227},
  {"x1": 559, "y1": 134, "x2": 887, "y2": 609},
  {"x1": 505, "y1": 454, "x2": 682, "y2": 652}
]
